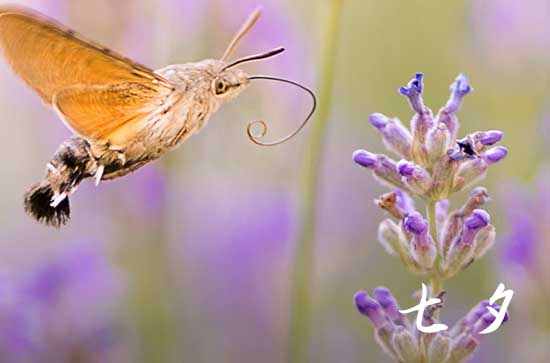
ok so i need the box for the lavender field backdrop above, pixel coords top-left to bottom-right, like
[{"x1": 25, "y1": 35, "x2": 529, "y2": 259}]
[{"x1": 0, "y1": 0, "x2": 548, "y2": 362}]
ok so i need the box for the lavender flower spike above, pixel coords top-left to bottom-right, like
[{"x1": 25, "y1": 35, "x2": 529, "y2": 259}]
[
  {"x1": 399, "y1": 72, "x2": 426, "y2": 114},
  {"x1": 445, "y1": 73, "x2": 473, "y2": 114},
  {"x1": 369, "y1": 113, "x2": 412, "y2": 158},
  {"x1": 404, "y1": 212, "x2": 437, "y2": 269},
  {"x1": 354, "y1": 291, "x2": 388, "y2": 328}
]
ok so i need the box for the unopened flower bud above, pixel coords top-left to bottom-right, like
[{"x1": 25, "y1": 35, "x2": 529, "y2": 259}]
[
  {"x1": 374, "y1": 287, "x2": 409, "y2": 328},
  {"x1": 394, "y1": 189, "x2": 415, "y2": 216},
  {"x1": 397, "y1": 159, "x2": 415, "y2": 177},
  {"x1": 440, "y1": 211, "x2": 464, "y2": 258},
  {"x1": 472, "y1": 304, "x2": 509, "y2": 338},
  {"x1": 444, "y1": 210, "x2": 490, "y2": 276},
  {"x1": 435, "y1": 73, "x2": 472, "y2": 141},
  {"x1": 459, "y1": 210, "x2": 490, "y2": 251},
  {"x1": 474, "y1": 130, "x2": 504, "y2": 146},
  {"x1": 397, "y1": 159, "x2": 432, "y2": 196},
  {"x1": 465, "y1": 209, "x2": 490, "y2": 231},
  {"x1": 376, "y1": 190, "x2": 414, "y2": 219},
  {"x1": 353, "y1": 150, "x2": 409, "y2": 190},
  {"x1": 375, "y1": 323, "x2": 398, "y2": 359},
  {"x1": 369, "y1": 113, "x2": 412, "y2": 158},
  {"x1": 461, "y1": 187, "x2": 490, "y2": 215},
  {"x1": 399, "y1": 73, "x2": 434, "y2": 166},
  {"x1": 472, "y1": 312, "x2": 496, "y2": 336},
  {"x1": 452, "y1": 158, "x2": 488, "y2": 193},
  {"x1": 473, "y1": 224, "x2": 496, "y2": 259},
  {"x1": 378, "y1": 219, "x2": 403, "y2": 256},
  {"x1": 405, "y1": 212, "x2": 436, "y2": 269},
  {"x1": 441, "y1": 190, "x2": 488, "y2": 258},
  {"x1": 379, "y1": 219, "x2": 423, "y2": 274},
  {"x1": 404, "y1": 211, "x2": 428, "y2": 235},
  {"x1": 427, "y1": 333, "x2": 451, "y2": 363},
  {"x1": 427, "y1": 123, "x2": 452, "y2": 163},
  {"x1": 448, "y1": 334, "x2": 479, "y2": 363},
  {"x1": 399, "y1": 72, "x2": 426, "y2": 114},
  {"x1": 392, "y1": 327, "x2": 422, "y2": 363},
  {"x1": 354, "y1": 291, "x2": 387, "y2": 328},
  {"x1": 482, "y1": 146, "x2": 508, "y2": 164},
  {"x1": 430, "y1": 154, "x2": 461, "y2": 199},
  {"x1": 449, "y1": 301, "x2": 490, "y2": 338},
  {"x1": 448, "y1": 148, "x2": 466, "y2": 161},
  {"x1": 353, "y1": 149, "x2": 379, "y2": 169},
  {"x1": 445, "y1": 73, "x2": 473, "y2": 114}
]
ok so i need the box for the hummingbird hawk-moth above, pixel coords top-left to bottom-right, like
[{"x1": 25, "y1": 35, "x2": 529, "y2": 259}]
[{"x1": 0, "y1": 6, "x2": 316, "y2": 227}]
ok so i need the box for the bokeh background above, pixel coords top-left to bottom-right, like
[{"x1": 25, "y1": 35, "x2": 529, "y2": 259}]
[{"x1": 0, "y1": 0, "x2": 548, "y2": 362}]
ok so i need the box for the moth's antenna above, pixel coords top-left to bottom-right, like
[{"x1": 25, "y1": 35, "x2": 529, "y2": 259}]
[
  {"x1": 221, "y1": 7, "x2": 262, "y2": 61},
  {"x1": 246, "y1": 76, "x2": 317, "y2": 146},
  {"x1": 222, "y1": 47, "x2": 285, "y2": 71}
]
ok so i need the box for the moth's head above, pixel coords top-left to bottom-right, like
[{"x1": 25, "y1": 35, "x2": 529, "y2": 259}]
[
  {"x1": 207, "y1": 8, "x2": 316, "y2": 147},
  {"x1": 210, "y1": 64, "x2": 250, "y2": 101},
  {"x1": 211, "y1": 7, "x2": 286, "y2": 103}
]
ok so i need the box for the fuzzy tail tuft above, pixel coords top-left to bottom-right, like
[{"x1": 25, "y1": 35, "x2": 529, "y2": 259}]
[{"x1": 24, "y1": 182, "x2": 70, "y2": 228}]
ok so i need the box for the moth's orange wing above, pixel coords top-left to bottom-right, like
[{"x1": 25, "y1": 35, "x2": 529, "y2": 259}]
[
  {"x1": 0, "y1": 6, "x2": 175, "y2": 142},
  {"x1": 53, "y1": 83, "x2": 164, "y2": 143}
]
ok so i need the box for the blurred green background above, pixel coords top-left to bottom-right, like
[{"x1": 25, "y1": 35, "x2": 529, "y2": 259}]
[{"x1": 0, "y1": 0, "x2": 548, "y2": 362}]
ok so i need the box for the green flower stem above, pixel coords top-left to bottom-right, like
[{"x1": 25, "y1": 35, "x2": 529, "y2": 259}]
[
  {"x1": 427, "y1": 200, "x2": 443, "y2": 301},
  {"x1": 288, "y1": 1, "x2": 343, "y2": 363}
]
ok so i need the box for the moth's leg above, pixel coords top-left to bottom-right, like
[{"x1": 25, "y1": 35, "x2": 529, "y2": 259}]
[
  {"x1": 94, "y1": 164, "x2": 105, "y2": 186},
  {"x1": 96, "y1": 140, "x2": 156, "y2": 181},
  {"x1": 89, "y1": 142, "x2": 127, "y2": 186}
]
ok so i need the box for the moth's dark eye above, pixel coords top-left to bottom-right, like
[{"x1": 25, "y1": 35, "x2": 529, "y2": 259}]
[{"x1": 215, "y1": 80, "x2": 228, "y2": 95}]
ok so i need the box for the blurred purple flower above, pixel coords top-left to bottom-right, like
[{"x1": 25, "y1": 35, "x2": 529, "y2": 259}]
[
  {"x1": 497, "y1": 170, "x2": 550, "y2": 363},
  {"x1": 471, "y1": 0, "x2": 550, "y2": 63},
  {"x1": 163, "y1": 0, "x2": 208, "y2": 34},
  {"x1": 174, "y1": 184, "x2": 294, "y2": 361},
  {"x1": 499, "y1": 169, "x2": 550, "y2": 274},
  {"x1": 107, "y1": 165, "x2": 167, "y2": 221},
  {"x1": 219, "y1": 0, "x2": 309, "y2": 75},
  {"x1": 0, "y1": 243, "x2": 124, "y2": 363}
]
